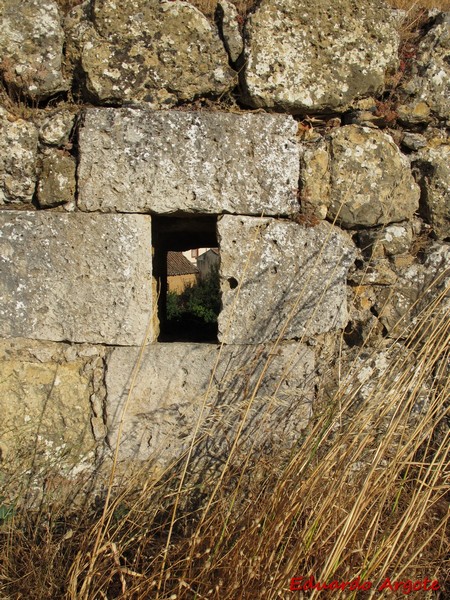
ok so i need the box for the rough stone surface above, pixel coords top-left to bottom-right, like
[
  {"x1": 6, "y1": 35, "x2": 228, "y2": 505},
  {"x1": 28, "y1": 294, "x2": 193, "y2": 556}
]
[
  {"x1": 0, "y1": 212, "x2": 153, "y2": 345},
  {"x1": 0, "y1": 107, "x2": 38, "y2": 204},
  {"x1": 341, "y1": 344, "x2": 433, "y2": 445},
  {"x1": 328, "y1": 126, "x2": 420, "y2": 228},
  {"x1": 401, "y1": 13, "x2": 450, "y2": 122},
  {"x1": 345, "y1": 284, "x2": 386, "y2": 347},
  {"x1": 65, "y1": 0, "x2": 234, "y2": 105},
  {"x1": 413, "y1": 145, "x2": 450, "y2": 239},
  {"x1": 78, "y1": 108, "x2": 299, "y2": 215},
  {"x1": 242, "y1": 0, "x2": 399, "y2": 113},
  {"x1": 299, "y1": 138, "x2": 331, "y2": 219},
  {"x1": 397, "y1": 101, "x2": 432, "y2": 128},
  {"x1": 357, "y1": 222, "x2": 414, "y2": 258},
  {"x1": 0, "y1": 0, "x2": 68, "y2": 99},
  {"x1": 375, "y1": 243, "x2": 450, "y2": 336},
  {"x1": 106, "y1": 342, "x2": 314, "y2": 463},
  {"x1": 0, "y1": 1, "x2": 448, "y2": 485},
  {"x1": 349, "y1": 257, "x2": 398, "y2": 286},
  {"x1": 346, "y1": 103, "x2": 389, "y2": 129},
  {"x1": 401, "y1": 132, "x2": 427, "y2": 152},
  {"x1": 216, "y1": 0, "x2": 244, "y2": 63},
  {"x1": 0, "y1": 338, "x2": 104, "y2": 466},
  {"x1": 37, "y1": 150, "x2": 76, "y2": 208},
  {"x1": 39, "y1": 111, "x2": 77, "y2": 147},
  {"x1": 218, "y1": 216, "x2": 356, "y2": 344}
]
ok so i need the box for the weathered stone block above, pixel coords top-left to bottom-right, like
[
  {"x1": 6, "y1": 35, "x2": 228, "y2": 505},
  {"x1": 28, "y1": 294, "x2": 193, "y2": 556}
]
[
  {"x1": 106, "y1": 342, "x2": 314, "y2": 464},
  {"x1": 299, "y1": 138, "x2": 331, "y2": 219},
  {"x1": 401, "y1": 14, "x2": 450, "y2": 122},
  {"x1": 375, "y1": 243, "x2": 450, "y2": 336},
  {"x1": 65, "y1": 0, "x2": 234, "y2": 105},
  {"x1": 0, "y1": 0, "x2": 68, "y2": 99},
  {"x1": 397, "y1": 102, "x2": 432, "y2": 128},
  {"x1": 328, "y1": 126, "x2": 420, "y2": 228},
  {"x1": 78, "y1": 108, "x2": 299, "y2": 215},
  {"x1": 349, "y1": 258, "x2": 398, "y2": 286},
  {"x1": 357, "y1": 222, "x2": 413, "y2": 258},
  {"x1": 0, "y1": 212, "x2": 153, "y2": 345},
  {"x1": 0, "y1": 339, "x2": 104, "y2": 467},
  {"x1": 218, "y1": 216, "x2": 356, "y2": 344},
  {"x1": 37, "y1": 150, "x2": 76, "y2": 208},
  {"x1": 413, "y1": 145, "x2": 450, "y2": 240},
  {"x1": 216, "y1": 0, "x2": 244, "y2": 63},
  {"x1": 401, "y1": 132, "x2": 427, "y2": 152},
  {"x1": 39, "y1": 110, "x2": 77, "y2": 147},
  {"x1": 0, "y1": 107, "x2": 38, "y2": 204},
  {"x1": 242, "y1": 0, "x2": 399, "y2": 113}
]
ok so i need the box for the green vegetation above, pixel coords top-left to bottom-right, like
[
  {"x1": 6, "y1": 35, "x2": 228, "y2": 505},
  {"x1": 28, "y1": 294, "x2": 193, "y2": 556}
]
[
  {"x1": 165, "y1": 267, "x2": 221, "y2": 341},
  {"x1": 167, "y1": 267, "x2": 221, "y2": 325}
]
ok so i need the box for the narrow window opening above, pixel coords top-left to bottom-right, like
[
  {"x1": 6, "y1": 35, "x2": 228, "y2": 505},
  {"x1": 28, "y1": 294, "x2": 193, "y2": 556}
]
[{"x1": 152, "y1": 215, "x2": 220, "y2": 343}]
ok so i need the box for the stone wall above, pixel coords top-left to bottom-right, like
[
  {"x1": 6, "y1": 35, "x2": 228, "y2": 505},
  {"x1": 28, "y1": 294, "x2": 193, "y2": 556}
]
[{"x1": 0, "y1": 0, "x2": 448, "y2": 475}]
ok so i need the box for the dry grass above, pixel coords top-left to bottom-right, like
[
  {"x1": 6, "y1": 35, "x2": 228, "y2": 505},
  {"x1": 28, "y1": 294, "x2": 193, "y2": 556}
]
[{"x1": 0, "y1": 269, "x2": 448, "y2": 599}]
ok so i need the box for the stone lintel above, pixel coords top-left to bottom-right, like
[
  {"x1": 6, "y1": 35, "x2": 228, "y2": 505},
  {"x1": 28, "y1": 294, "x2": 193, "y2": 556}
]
[{"x1": 78, "y1": 108, "x2": 299, "y2": 216}]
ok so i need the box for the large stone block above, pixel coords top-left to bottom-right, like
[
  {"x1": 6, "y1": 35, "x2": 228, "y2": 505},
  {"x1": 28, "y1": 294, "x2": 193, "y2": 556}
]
[
  {"x1": 105, "y1": 342, "x2": 314, "y2": 464},
  {"x1": 413, "y1": 145, "x2": 450, "y2": 240},
  {"x1": 65, "y1": 0, "x2": 234, "y2": 105},
  {"x1": 0, "y1": 0, "x2": 68, "y2": 99},
  {"x1": 0, "y1": 212, "x2": 153, "y2": 345},
  {"x1": 0, "y1": 107, "x2": 39, "y2": 205},
  {"x1": 0, "y1": 339, "x2": 104, "y2": 468},
  {"x1": 78, "y1": 108, "x2": 299, "y2": 215},
  {"x1": 218, "y1": 216, "x2": 356, "y2": 344},
  {"x1": 242, "y1": 0, "x2": 399, "y2": 113},
  {"x1": 37, "y1": 149, "x2": 76, "y2": 208},
  {"x1": 375, "y1": 243, "x2": 450, "y2": 337},
  {"x1": 328, "y1": 126, "x2": 420, "y2": 228},
  {"x1": 401, "y1": 13, "x2": 450, "y2": 123}
]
